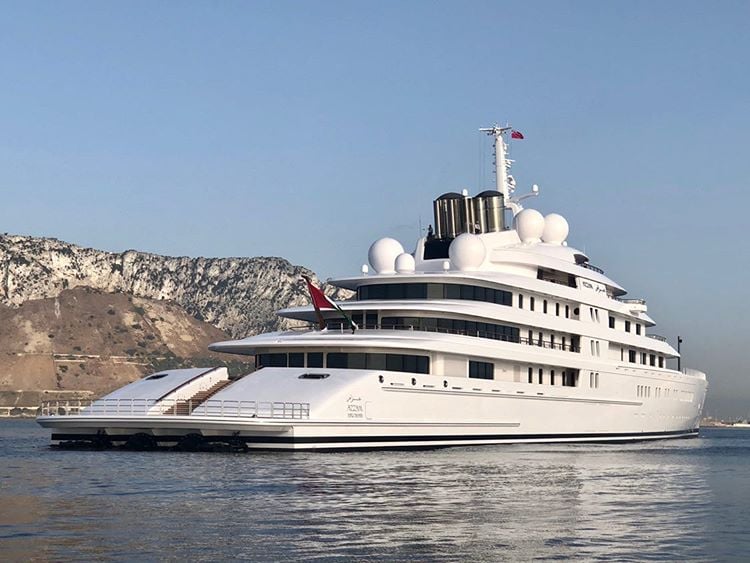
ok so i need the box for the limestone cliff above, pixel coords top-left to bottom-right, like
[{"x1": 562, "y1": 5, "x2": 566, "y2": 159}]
[{"x1": 0, "y1": 234, "x2": 350, "y2": 339}]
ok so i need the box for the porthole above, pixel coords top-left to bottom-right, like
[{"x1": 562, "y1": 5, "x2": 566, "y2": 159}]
[
  {"x1": 443, "y1": 380, "x2": 448, "y2": 388},
  {"x1": 411, "y1": 378, "x2": 417, "y2": 386},
  {"x1": 378, "y1": 375, "x2": 384, "y2": 383}
]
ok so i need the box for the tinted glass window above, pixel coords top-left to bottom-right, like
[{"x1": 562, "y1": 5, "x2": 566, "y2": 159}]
[
  {"x1": 469, "y1": 360, "x2": 494, "y2": 380},
  {"x1": 327, "y1": 353, "x2": 348, "y2": 369},
  {"x1": 307, "y1": 352, "x2": 324, "y2": 368},
  {"x1": 289, "y1": 353, "x2": 304, "y2": 367},
  {"x1": 358, "y1": 282, "x2": 511, "y2": 307}
]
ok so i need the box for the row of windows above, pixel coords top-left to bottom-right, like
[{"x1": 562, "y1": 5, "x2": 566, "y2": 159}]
[
  {"x1": 357, "y1": 283, "x2": 512, "y2": 306},
  {"x1": 518, "y1": 294, "x2": 576, "y2": 319},
  {"x1": 255, "y1": 352, "x2": 430, "y2": 374},
  {"x1": 637, "y1": 386, "x2": 689, "y2": 400},
  {"x1": 526, "y1": 366, "x2": 579, "y2": 387},
  {"x1": 380, "y1": 316, "x2": 520, "y2": 343},
  {"x1": 609, "y1": 316, "x2": 643, "y2": 335},
  {"x1": 525, "y1": 330, "x2": 580, "y2": 352},
  {"x1": 624, "y1": 349, "x2": 665, "y2": 368},
  {"x1": 328, "y1": 314, "x2": 579, "y2": 353}
]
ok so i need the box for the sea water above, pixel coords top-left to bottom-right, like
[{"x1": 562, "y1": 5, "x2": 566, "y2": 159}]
[{"x1": 1, "y1": 421, "x2": 749, "y2": 561}]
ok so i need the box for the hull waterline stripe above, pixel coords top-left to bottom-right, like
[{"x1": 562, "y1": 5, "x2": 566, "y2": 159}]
[{"x1": 51, "y1": 428, "x2": 699, "y2": 444}]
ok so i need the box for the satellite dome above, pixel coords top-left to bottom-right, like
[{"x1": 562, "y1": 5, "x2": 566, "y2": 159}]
[
  {"x1": 395, "y1": 252, "x2": 416, "y2": 274},
  {"x1": 542, "y1": 213, "x2": 569, "y2": 244},
  {"x1": 513, "y1": 209, "x2": 545, "y2": 244},
  {"x1": 368, "y1": 238, "x2": 405, "y2": 274},
  {"x1": 448, "y1": 233, "x2": 486, "y2": 271}
]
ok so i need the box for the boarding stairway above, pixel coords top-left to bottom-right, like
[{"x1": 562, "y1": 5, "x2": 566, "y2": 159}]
[{"x1": 163, "y1": 380, "x2": 233, "y2": 415}]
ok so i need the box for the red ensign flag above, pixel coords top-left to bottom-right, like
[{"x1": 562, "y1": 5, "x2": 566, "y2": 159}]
[{"x1": 511, "y1": 130, "x2": 524, "y2": 140}]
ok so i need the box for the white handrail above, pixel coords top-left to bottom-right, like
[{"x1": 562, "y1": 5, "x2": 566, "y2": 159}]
[{"x1": 38, "y1": 399, "x2": 310, "y2": 420}]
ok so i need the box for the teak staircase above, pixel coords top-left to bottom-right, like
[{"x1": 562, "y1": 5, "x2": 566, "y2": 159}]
[{"x1": 163, "y1": 380, "x2": 232, "y2": 415}]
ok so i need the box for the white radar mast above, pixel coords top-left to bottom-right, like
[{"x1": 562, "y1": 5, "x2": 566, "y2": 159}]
[{"x1": 479, "y1": 124, "x2": 539, "y2": 216}]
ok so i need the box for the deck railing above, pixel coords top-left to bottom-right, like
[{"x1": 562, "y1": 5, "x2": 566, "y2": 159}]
[
  {"x1": 300, "y1": 323, "x2": 581, "y2": 352},
  {"x1": 38, "y1": 399, "x2": 310, "y2": 420}
]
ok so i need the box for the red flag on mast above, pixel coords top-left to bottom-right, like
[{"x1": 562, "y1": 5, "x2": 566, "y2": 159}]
[
  {"x1": 511, "y1": 130, "x2": 524, "y2": 139},
  {"x1": 302, "y1": 275, "x2": 357, "y2": 333}
]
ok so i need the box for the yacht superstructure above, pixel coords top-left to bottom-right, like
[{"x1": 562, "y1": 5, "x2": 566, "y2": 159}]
[{"x1": 37, "y1": 125, "x2": 708, "y2": 450}]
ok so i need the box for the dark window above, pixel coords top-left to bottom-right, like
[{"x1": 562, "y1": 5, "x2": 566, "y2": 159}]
[
  {"x1": 289, "y1": 353, "x2": 305, "y2": 367},
  {"x1": 565, "y1": 305, "x2": 570, "y2": 318},
  {"x1": 367, "y1": 353, "x2": 387, "y2": 370},
  {"x1": 257, "y1": 353, "x2": 287, "y2": 367},
  {"x1": 641, "y1": 352, "x2": 647, "y2": 364},
  {"x1": 307, "y1": 352, "x2": 324, "y2": 368},
  {"x1": 324, "y1": 352, "x2": 428, "y2": 374},
  {"x1": 327, "y1": 353, "x2": 348, "y2": 369},
  {"x1": 518, "y1": 294, "x2": 524, "y2": 309},
  {"x1": 609, "y1": 316, "x2": 615, "y2": 329},
  {"x1": 530, "y1": 297, "x2": 535, "y2": 311},
  {"x1": 444, "y1": 284, "x2": 461, "y2": 299},
  {"x1": 528, "y1": 367, "x2": 533, "y2": 383},
  {"x1": 625, "y1": 321, "x2": 631, "y2": 333},
  {"x1": 538, "y1": 368, "x2": 543, "y2": 384},
  {"x1": 543, "y1": 300, "x2": 548, "y2": 314},
  {"x1": 636, "y1": 324, "x2": 641, "y2": 335},
  {"x1": 555, "y1": 303, "x2": 560, "y2": 316},
  {"x1": 649, "y1": 354, "x2": 656, "y2": 367},
  {"x1": 658, "y1": 356, "x2": 664, "y2": 368},
  {"x1": 378, "y1": 316, "x2": 519, "y2": 343},
  {"x1": 550, "y1": 370, "x2": 556, "y2": 386},
  {"x1": 469, "y1": 360, "x2": 494, "y2": 380},
  {"x1": 628, "y1": 350, "x2": 636, "y2": 363}
]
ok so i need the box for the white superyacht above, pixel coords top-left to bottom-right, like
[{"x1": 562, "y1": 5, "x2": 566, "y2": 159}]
[{"x1": 37, "y1": 125, "x2": 708, "y2": 450}]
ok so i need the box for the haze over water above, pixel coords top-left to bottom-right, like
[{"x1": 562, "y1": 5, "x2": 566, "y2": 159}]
[{"x1": 2, "y1": 421, "x2": 749, "y2": 561}]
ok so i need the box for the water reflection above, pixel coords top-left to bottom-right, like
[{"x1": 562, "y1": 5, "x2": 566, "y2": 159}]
[{"x1": 2, "y1": 422, "x2": 749, "y2": 561}]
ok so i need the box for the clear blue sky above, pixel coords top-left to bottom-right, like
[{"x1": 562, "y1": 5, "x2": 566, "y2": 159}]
[{"x1": 1, "y1": 1, "x2": 748, "y2": 417}]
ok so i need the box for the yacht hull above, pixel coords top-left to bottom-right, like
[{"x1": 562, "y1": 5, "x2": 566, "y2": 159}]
[{"x1": 37, "y1": 416, "x2": 700, "y2": 451}]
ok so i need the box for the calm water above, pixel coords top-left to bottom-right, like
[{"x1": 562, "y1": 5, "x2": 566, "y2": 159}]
[{"x1": 1, "y1": 421, "x2": 749, "y2": 562}]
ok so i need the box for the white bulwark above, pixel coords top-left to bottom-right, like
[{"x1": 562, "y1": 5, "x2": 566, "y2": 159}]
[{"x1": 37, "y1": 125, "x2": 707, "y2": 450}]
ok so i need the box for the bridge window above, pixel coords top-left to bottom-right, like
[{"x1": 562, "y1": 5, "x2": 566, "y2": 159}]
[
  {"x1": 357, "y1": 283, "x2": 512, "y2": 306},
  {"x1": 628, "y1": 350, "x2": 636, "y2": 363},
  {"x1": 636, "y1": 324, "x2": 642, "y2": 335},
  {"x1": 609, "y1": 316, "x2": 615, "y2": 329},
  {"x1": 625, "y1": 321, "x2": 631, "y2": 332}
]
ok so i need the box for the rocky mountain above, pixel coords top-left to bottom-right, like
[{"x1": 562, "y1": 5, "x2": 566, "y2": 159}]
[{"x1": 0, "y1": 234, "x2": 351, "y2": 339}]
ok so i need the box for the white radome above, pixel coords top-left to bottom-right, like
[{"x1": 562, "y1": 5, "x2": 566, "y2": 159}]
[
  {"x1": 449, "y1": 233, "x2": 486, "y2": 271},
  {"x1": 542, "y1": 213, "x2": 569, "y2": 244},
  {"x1": 514, "y1": 208, "x2": 545, "y2": 243},
  {"x1": 368, "y1": 237, "x2": 405, "y2": 274},
  {"x1": 395, "y1": 252, "x2": 416, "y2": 274}
]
